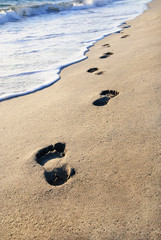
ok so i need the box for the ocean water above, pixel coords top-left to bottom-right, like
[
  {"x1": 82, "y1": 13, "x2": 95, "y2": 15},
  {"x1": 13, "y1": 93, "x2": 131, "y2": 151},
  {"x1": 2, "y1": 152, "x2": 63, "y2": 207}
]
[{"x1": 0, "y1": 0, "x2": 151, "y2": 101}]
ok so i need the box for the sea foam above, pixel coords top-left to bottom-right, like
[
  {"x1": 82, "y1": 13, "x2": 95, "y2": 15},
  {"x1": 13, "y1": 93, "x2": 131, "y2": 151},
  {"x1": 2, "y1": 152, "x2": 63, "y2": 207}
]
[
  {"x1": 0, "y1": 0, "x2": 152, "y2": 101},
  {"x1": 0, "y1": 0, "x2": 117, "y2": 25}
]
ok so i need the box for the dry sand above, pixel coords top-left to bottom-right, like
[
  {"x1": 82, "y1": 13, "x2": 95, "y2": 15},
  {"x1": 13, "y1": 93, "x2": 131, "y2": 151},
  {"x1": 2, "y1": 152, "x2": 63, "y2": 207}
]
[{"x1": 0, "y1": 0, "x2": 161, "y2": 239}]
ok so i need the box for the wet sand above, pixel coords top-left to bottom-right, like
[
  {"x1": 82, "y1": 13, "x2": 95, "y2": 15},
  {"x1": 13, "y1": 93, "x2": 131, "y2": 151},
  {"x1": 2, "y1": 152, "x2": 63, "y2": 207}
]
[{"x1": 0, "y1": 0, "x2": 161, "y2": 239}]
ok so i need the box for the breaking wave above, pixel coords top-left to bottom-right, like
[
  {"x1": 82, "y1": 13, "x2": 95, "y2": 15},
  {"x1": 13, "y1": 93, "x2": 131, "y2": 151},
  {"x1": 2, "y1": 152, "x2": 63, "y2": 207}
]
[{"x1": 0, "y1": 0, "x2": 115, "y2": 24}]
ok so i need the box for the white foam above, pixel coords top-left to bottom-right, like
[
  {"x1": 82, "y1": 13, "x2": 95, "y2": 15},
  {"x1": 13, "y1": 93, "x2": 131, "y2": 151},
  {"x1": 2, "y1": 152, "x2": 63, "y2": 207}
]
[
  {"x1": 0, "y1": 0, "x2": 152, "y2": 101},
  {"x1": 0, "y1": 0, "x2": 117, "y2": 25}
]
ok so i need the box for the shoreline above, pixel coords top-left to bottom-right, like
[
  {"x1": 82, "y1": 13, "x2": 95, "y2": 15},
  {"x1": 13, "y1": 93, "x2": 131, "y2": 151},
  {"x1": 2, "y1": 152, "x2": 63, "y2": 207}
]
[
  {"x1": 0, "y1": 0, "x2": 161, "y2": 239},
  {"x1": 0, "y1": 1, "x2": 151, "y2": 103}
]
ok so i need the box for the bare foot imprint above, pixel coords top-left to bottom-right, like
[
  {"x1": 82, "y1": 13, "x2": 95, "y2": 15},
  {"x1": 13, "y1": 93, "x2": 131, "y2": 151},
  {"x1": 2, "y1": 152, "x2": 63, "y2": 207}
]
[
  {"x1": 102, "y1": 43, "x2": 110, "y2": 47},
  {"x1": 121, "y1": 35, "x2": 129, "y2": 39},
  {"x1": 99, "y1": 52, "x2": 113, "y2": 59},
  {"x1": 35, "y1": 143, "x2": 75, "y2": 186},
  {"x1": 100, "y1": 90, "x2": 119, "y2": 98},
  {"x1": 87, "y1": 68, "x2": 104, "y2": 75},
  {"x1": 95, "y1": 71, "x2": 104, "y2": 75},
  {"x1": 93, "y1": 90, "x2": 119, "y2": 106},
  {"x1": 87, "y1": 67, "x2": 98, "y2": 73},
  {"x1": 44, "y1": 164, "x2": 75, "y2": 186},
  {"x1": 36, "y1": 142, "x2": 66, "y2": 164},
  {"x1": 123, "y1": 25, "x2": 131, "y2": 29}
]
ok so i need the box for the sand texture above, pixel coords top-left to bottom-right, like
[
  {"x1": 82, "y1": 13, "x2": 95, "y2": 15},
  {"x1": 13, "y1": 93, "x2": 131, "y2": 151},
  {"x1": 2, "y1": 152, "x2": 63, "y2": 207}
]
[{"x1": 0, "y1": 0, "x2": 161, "y2": 239}]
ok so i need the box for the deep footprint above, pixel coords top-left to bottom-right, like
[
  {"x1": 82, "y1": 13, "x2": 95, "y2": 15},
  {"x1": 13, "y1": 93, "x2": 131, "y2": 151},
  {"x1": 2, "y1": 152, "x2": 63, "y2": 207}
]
[
  {"x1": 36, "y1": 145, "x2": 54, "y2": 159},
  {"x1": 54, "y1": 142, "x2": 66, "y2": 155},
  {"x1": 35, "y1": 143, "x2": 75, "y2": 186},
  {"x1": 93, "y1": 96, "x2": 109, "y2": 106},
  {"x1": 100, "y1": 52, "x2": 113, "y2": 59},
  {"x1": 44, "y1": 164, "x2": 75, "y2": 186},
  {"x1": 87, "y1": 67, "x2": 98, "y2": 73},
  {"x1": 93, "y1": 90, "x2": 119, "y2": 106},
  {"x1": 36, "y1": 142, "x2": 66, "y2": 166}
]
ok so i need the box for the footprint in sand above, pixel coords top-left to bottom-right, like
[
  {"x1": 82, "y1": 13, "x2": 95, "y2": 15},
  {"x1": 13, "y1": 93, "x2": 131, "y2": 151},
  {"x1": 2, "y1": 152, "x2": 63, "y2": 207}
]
[
  {"x1": 123, "y1": 25, "x2": 131, "y2": 29},
  {"x1": 87, "y1": 67, "x2": 98, "y2": 73},
  {"x1": 93, "y1": 90, "x2": 119, "y2": 106},
  {"x1": 35, "y1": 143, "x2": 75, "y2": 186},
  {"x1": 44, "y1": 163, "x2": 75, "y2": 186},
  {"x1": 102, "y1": 43, "x2": 111, "y2": 48},
  {"x1": 87, "y1": 67, "x2": 104, "y2": 75},
  {"x1": 99, "y1": 52, "x2": 113, "y2": 59},
  {"x1": 121, "y1": 35, "x2": 129, "y2": 39},
  {"x1": 95, "y1": 71, "x2": 104, "y2": 75}
]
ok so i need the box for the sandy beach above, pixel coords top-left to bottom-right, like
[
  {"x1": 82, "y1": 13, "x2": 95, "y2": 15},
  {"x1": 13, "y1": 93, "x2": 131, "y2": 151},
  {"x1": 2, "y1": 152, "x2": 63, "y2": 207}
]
[{"x1": 0, "y1": 0, "x2": 161, "y2": 239}]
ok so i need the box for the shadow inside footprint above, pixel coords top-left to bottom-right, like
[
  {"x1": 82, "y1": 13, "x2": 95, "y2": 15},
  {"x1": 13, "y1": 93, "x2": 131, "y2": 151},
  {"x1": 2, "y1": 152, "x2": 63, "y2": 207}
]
[
  {"x1": 44, "y1": 164, "x2": 75, "y2": 186},
  {"x1": 87, "y1": 68, "x2": 98, "y2": 73},
  {"x1": 36, "y1": 142, "x2": 66, "y2": 166},
  {"x1": 93, "y1": 90, "x2": 119, "y2": 106},
  {"x1": 54, "y1": 142, "x2": 66, "y2": 155},
  {"x1": 100, "y1": 52, "x2": 113, "y2": 59},
  {"x1": 93, "y1": 96, "x2": 110, "y2": 106},
  {"x1": 121, "y1": 35, "x2": 129, "y2": 38},
  {"x1": 36, "y1": 145, "x2": 54, "y2": 159},
  {"x1": 36, "y1": 152, "x2": 63, "y2": 166}
]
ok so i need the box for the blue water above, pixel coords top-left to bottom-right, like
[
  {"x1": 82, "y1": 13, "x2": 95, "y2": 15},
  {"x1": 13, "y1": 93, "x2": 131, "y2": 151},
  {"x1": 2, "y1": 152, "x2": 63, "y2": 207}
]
[{"x1": 0, "y1": 0, "x2": 152, "y2": 101}]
